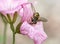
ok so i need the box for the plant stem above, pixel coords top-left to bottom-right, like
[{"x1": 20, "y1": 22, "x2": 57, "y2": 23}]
[
  {"x1": 10, "y1": 23, "x2": 15, "y2": 44},
  {"x1": 3, "y1": 23, "x2": 7, "y2": 44},
  {"x1": 13, "y1": 32, "x2": 15, "y2": 44}
]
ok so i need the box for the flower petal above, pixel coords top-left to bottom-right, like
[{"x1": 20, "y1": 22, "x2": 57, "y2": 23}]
[
  {"x1": 20, "y1": 21, "x2": 35, "y2": 39},
  {"x1": 33, "y1": 22, "x2": 48, "y2": 44},
  {"x1": 20, "y1": 21, "x2": 47, "y2": 44},
  {"x1": 20, "y1": 3, "x2": 33, "y2": 23},
  {"x1": 0, "y1": 0, "x2": 28, "y2": 15}
]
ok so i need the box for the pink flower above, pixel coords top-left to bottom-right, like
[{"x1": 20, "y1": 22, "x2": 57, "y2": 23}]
[
  {"x1": 19, "y1": 2, "x2": 47, "y2": 44},
  {"x1": 0, "y1": 0, "x2": 28, "y2": 15},
  {"x1": 20, "y1": 21, "x2": 47, "y2": 44}
]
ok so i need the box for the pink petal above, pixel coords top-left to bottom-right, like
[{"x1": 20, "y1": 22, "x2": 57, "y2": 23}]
[
  {"x1": 0, "y1": 0, "x2": 28, "y2": 15},
  {"x1": 20, "y1": 21, "x2": 35, "y2": 39},
  {"x1": 33, "y1": 22, "x2": 47, "y2": 44},
  {"x1": 19, "y1": 3, "x2": 33, "y2": 23},
  {"x1": 20, "y1": 21, "x2": 47, "y2": 44}
]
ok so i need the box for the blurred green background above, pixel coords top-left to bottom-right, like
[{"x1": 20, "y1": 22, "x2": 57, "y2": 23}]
[{"x1": 0, "y1": 35, "x2": 3, "y2": 44}]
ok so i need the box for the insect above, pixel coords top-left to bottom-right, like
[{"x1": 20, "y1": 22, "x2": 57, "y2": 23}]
[{"x1": 30, "y1": 12, "x2": 47, "y2": 24}]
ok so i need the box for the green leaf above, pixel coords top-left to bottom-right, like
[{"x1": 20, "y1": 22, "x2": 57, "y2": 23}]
[
  {"x1": 16, "y1": 22, "x2": 22, "y2": 34},
  {"x1": 12, "y1": 12, "x2": 18, "y2": 23}
]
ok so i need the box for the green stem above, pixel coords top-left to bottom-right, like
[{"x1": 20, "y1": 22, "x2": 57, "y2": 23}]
[
  {"x1": 3, "y1": 23, "x2": 7, "y2": 44},
  {"x1": 13, "y1": 32, "x2": 15, "y2": 44},
  {"x1": 10, "y1": 23, "x2": 15, "y2": 44}
]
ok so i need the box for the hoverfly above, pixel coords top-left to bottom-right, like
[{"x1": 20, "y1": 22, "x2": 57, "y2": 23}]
[
  {"x1": 30, "y1": 4, "x2": 47, "y2": 24},
  {"x1": 30, "y1": 12, "x2": 47, "y2": 24}
]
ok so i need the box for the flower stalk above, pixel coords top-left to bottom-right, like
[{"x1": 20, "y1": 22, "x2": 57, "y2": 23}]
[
  {"x1": 13, "y1": 32, "x2": 15, "y2": 44},
  {"x1": 10, "y1": 23, "x2": 15, "y2": 44}
]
